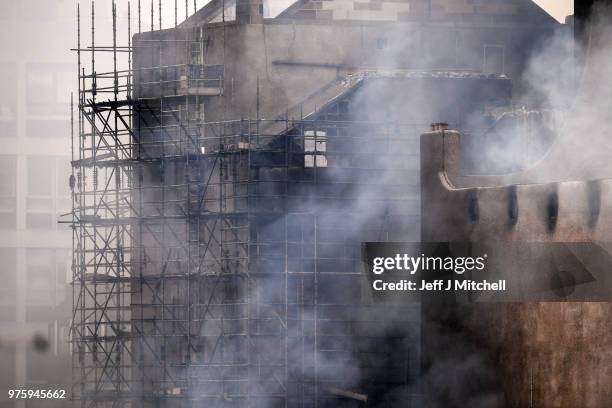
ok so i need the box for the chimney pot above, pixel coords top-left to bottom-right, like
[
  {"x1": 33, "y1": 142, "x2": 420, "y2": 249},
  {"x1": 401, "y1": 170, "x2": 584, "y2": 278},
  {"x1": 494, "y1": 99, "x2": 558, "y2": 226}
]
[{"x1": 430, "y1": 122, "x2": 449, "y2": 131}]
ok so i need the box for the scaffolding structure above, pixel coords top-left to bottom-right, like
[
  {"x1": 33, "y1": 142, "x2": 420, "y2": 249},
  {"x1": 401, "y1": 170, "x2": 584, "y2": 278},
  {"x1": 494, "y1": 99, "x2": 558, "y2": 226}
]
[{"x1": 71, "y1": 2, "x2": 420, "y2": 407}]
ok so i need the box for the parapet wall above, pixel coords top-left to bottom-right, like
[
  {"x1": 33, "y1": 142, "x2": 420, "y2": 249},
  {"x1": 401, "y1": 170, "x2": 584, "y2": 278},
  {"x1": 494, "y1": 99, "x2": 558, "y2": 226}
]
[{"x1": 420, "y1": 130, "x2": 612, "y2": 242}]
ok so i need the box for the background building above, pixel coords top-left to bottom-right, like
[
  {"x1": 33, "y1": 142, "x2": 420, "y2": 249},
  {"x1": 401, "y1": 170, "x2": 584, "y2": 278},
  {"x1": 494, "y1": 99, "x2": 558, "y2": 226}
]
[{"x1": 0, "y1": 2, "x2": 75, "y2": 407}]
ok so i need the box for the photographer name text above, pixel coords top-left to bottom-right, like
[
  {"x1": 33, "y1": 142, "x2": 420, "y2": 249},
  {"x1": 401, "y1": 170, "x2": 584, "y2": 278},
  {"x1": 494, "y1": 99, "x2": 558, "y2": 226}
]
[{"x1": 372, "y1": 279, "x2": 506, "y2": 292}]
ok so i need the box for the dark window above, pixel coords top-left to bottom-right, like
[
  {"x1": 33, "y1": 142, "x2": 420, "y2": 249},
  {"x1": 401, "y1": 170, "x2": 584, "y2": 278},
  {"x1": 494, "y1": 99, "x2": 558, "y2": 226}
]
[
  {"x1": 26, "y1": 63, "x2": 72, "y2": 117},
  {"x1": 0, "y1": 248, "x2": 16, "y2": 320},
  {"x1": 190, "y1": 42, "x2": 202, "y2": 65},
  {"x1": 484, "y1": 45, "x2": 504, "y2": 74},
  {"x1": 0, "y1": 62, "x2": 17, "y2": 137},
  {"x1": 427, "y1": 30, "x2": 457, "y2": 69},
  {"x1": 26, "y1": 119, "x2": 70, "y2": 138},
  {"x1": 0, "y1": 155, "x2": 16, "y2": 228},
  {"x1": 27, "y1": 156, "x2": 71, "y2": 230},
  {"x1": 0, "y1": 344, "x2": 16, "y2": 404},
  {"x1": 26, "y1": 248, "x2": 70, "y2": 308}
]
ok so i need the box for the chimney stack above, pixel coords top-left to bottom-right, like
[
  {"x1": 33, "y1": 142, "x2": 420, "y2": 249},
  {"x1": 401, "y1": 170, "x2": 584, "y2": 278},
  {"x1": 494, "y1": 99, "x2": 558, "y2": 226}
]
[
  {"x1": 574, "y1": 0, "x2": 612, "y2": 42},
  {"x1": 236, "y1": 0, "x2": 264, "y2": 24},
  {"x1": 574, "y1": 0, "x2": 595, "y2": 43}
]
